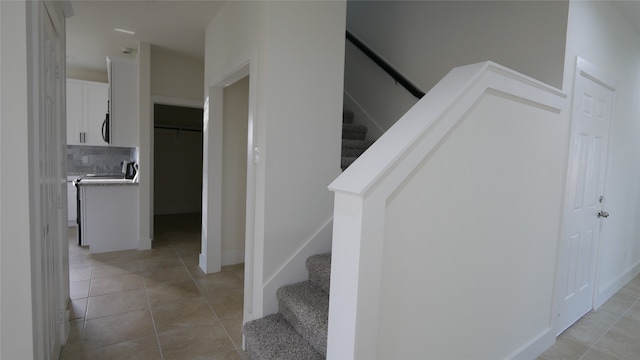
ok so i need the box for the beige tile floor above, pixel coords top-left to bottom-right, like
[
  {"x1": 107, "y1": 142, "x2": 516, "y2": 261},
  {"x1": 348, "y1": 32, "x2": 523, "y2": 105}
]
[
  {"x1": 538, "y1": 273, "x2": 640, "y2": 360},
  {"x1": 61, "y1": 211, "x2": 640, "y2": 360},
  {"x1": 61, "y1": 213, "x2": 248, "y2": 360}
]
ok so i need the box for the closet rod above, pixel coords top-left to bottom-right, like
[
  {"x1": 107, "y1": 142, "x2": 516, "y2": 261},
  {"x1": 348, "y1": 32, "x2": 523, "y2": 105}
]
[{"x1": 154, "y1": 125, "x2": 202, "y2": 132}]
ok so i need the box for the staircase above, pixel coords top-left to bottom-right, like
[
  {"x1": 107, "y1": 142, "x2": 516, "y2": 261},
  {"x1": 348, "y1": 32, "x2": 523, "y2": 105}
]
[
  {"x1": 341, "y1": 110, "x2": 374, "y2": 170},
  {"x1": 243, "y1": 253, "x2": 332, "y2": 359}
]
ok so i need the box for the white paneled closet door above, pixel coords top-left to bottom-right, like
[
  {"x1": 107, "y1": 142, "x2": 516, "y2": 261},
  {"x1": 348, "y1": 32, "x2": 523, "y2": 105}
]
[{"x1": 555, "y1": 58, "x2": 615, "y2": 335}]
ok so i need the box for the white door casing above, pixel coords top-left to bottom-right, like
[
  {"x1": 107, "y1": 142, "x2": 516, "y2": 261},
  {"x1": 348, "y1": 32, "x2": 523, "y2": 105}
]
[
  {"x1": 555, "y1": 57, "x2": 615, "y2": 335},
  {"x1": 31, "y1": 2, "x2": 67, "y2": 358}
]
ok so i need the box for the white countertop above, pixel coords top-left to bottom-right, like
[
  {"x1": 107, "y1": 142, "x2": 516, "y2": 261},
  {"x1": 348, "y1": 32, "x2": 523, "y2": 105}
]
[{"x1": 76, "y1": 178, "x2": 138, "y2": 186}]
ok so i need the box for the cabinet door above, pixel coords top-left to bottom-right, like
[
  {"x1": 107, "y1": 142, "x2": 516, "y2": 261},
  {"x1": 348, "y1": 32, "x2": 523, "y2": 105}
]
[
  {"x1": 83, "y1": 82, "x2": 109, "y2": 146},
  {"x1": 66, "y1": 81, "x2": 83, "y2": 145},
  {"x1": 83, "y1": 185, "x2": 139, "y2": 253},
  {"x1": 109, "y1": 59, "x2": 139, "y2": 147}
]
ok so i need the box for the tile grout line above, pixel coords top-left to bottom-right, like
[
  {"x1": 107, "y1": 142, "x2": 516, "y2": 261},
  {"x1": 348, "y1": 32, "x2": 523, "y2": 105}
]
[
  {"x1": 577, "y1": 296, "x2": 640, "y2": 360},
  {"x1": 178, "y1": 249, "x2": 246, "y2": 356},
  {"x1": 140, "y1": 250, "x2": 167, "y2": 360},
  {"x1": 65, "y1": 217, "x2": 243, "y2": 359},
  {"x1": 80, "y1": 254, "x2": 96, "y2": 345}
]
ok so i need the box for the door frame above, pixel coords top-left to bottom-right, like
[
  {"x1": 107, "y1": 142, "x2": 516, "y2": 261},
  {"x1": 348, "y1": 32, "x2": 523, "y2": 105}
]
[
  {"x1": 553, "y1": 56, "x2": 616, "y2": 335},
  {"x1": 150, "y1": 95, "x2": 204, "y2": 238},
  {"x1": 200, "y1": 47, "x2": 263, "y2": 326}
]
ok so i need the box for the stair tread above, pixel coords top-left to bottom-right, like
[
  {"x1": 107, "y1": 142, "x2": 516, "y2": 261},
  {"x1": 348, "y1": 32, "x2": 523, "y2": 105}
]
[
  {"x1": 342, "y1": 123, "x2": 367, "y2": 132},
  {"x1": 341, "y1": 147, "x2": 366, "y2": 158},
  {"x1": 342, "y1": 125, "x2": 367, "y2": 141},
  {"x1": 306, "y1": 253, "x2": 331, "y2": 293},
  {"x1": 278, "y1": 281, "x2": 329, "y2": 356},
  {"x1": 341, "y1": 156, "x2": 357, "y2": 170},
  {"x1": 342, "y1": 139, "x2": 375, "y2": 149},
  {"x1": 244, "y1": 313, "x2": 324, "y2": 360}
]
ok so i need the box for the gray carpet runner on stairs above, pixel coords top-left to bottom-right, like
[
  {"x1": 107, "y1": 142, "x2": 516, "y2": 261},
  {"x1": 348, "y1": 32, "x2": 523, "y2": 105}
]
[
  {"x1": 341, "y1": 110, "x2": 373, "y2": 170},
  {"x1": 243, "y1": 253, "x2": 331, "y2": 360}
]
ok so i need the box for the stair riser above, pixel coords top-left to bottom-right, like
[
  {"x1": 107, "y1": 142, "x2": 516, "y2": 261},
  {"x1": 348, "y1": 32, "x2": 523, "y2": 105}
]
[
  {"x1": 243, "y1": 313, "x2": 324, "y2": 360},
  {"x1": 342, "y1": 139, "x2": 374, "y2": 150},
  {"x1": 277, "y1": 282, "x2": 329, "y2": 357},
  {"x1": 342, "y1": 131, "x2": 367, "y2": 141},
  {"x1": 280, "y1": 304, "x2": 327, "y2": 356},
  {"x1": 341, "y1": 148, "x2": 366, "y2": 158},
  {"x1": 343, "y1": 110, "x2": 354, "y2": 124},
  {"x1": 341, "y1": 157, "x2": 356, "y2": 170},
  {"x1": 306, "y1": 254, "x2": 331, "y2": 293}
]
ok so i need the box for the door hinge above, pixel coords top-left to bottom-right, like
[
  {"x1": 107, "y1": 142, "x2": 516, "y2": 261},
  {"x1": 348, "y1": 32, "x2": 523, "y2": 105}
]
[
  {"x1": 59, "y1": 310, "x2": 64, "y2": 324},
  {"x1": 56, "y1": 65, "x2": 61, "y2": 79},
  {"x1": 253, "y1": 147, "x2": 261, "y2": 164}
]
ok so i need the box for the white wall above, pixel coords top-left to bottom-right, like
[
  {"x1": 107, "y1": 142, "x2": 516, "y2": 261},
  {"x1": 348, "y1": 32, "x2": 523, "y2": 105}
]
[
  {"x1": 261, "y1": 0, "x2": 344, "y2": 282},
  {"x1": 563, "y1": 1, "x2": 640, "y2": 305},
  {"x1": 343, "y1": 41, "x2": 417, "y2": 138},
  {"x1": 345, "y1": 0, "x2": 569, "y2": 132},
  {"x1": 205, "y1": 0, "x2": 346, "y2": 314},
  {"x1": 378, "y1": 91, "x2": 566, "y2": 359},
  {"x1": 151, "y1": 46, "x2": 204, "y2": 102},
  {"x1": 222, "y1": 76, "x2": 249, "y2": 265},
  {"x1": 66, "y1": 68, "x2": 107, "y2": 83},
  {"x1": 0, "y1": 2, "x2": 34, "y2": 358}
]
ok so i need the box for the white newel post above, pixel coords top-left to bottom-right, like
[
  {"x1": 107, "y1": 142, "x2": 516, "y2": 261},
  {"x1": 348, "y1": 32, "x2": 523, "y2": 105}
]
[{"x1": 327, "y1": 189, "x2": 387, "y2": 359}]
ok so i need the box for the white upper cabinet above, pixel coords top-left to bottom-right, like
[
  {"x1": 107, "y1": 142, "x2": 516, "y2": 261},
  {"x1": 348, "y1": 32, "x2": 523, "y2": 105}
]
[
  {"x1": 107, "y1": 57, "x2": 139, "y2": 147},
  {"x1": 66, "y1": 79, "x2": 109, "y2": 146}
]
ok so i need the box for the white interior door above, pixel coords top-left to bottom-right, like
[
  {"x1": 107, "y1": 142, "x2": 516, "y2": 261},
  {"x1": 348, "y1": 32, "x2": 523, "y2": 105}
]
[{"x1": 555, "y1": 58, "x2": 615, "y2": 335}]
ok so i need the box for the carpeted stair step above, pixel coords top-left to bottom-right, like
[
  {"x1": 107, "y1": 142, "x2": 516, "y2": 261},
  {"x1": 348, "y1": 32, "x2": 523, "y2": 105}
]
[
  {"x1": 306, "y1": 253, "x2": 331, "y2": 293},
  {"x1": 343, "y1": 110, "x2": 354, "y2": 124},
  {"x1": 277, "y1": 281, "x2": 329, "y2": 356},
  {"x1": 342, "y1": 123, "x2": 368, "y2": 141},
  {"x1": 341, "y1": 147, "x2": 367, "y2": 158},
  {"x1": 342, "y1": 138, "x2": 374, "y2": 151},
  {"x1": 243, "y1": 313, "x2": 324, "y2": 360},
  {"x1": 341, "y1": 156, "x2": 357, "y2": 170}
]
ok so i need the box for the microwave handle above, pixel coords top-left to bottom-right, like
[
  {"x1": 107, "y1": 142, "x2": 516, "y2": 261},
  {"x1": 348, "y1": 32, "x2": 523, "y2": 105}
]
[{"x1": 102, "y1": 113, "x2": 110, "y2": 144}]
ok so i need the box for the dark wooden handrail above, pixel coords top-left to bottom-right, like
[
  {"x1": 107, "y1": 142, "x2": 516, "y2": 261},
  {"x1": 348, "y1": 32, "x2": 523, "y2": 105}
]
[{"x1": 346, "y1": 30, "x2": 425, "y2": 99}]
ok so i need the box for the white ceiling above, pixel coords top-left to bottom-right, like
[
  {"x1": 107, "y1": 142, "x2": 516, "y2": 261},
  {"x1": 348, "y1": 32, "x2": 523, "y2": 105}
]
[
  {"x1": 67, "y1": 0, "x2": 640, "y2": 75},
  {"x1": 66, "y1": 0, "x2": 225, "y2": 73}
]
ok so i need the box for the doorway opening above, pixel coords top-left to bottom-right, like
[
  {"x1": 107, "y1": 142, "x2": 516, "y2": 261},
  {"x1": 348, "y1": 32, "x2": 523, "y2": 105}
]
[
  {"x1": 152, "y1": 103, "x2": 204, "y2": 245},
  {"x1": 219, "y1": 76, "x2": 250, "y2": 267},
  {"x1": 153, "y1": 104, "x2": 204, "y2": 216}
]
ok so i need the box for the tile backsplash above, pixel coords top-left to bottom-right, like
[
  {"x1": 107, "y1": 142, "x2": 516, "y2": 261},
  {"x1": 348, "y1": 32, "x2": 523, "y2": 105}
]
[{"x1": 67, "y1": 145, "x2": 136, "y2": 176}]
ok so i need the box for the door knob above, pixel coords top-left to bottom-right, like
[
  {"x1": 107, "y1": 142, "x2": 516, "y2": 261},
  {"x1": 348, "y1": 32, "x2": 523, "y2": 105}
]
[{"x1": 598, "y1": 210, "x2": 610, "y2": 218}]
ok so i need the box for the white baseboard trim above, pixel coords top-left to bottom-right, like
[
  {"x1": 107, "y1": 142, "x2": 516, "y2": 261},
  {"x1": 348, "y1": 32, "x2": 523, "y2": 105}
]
[
  {"x1": 222, "y1": 250, "x2": 244, "y2": 266},
  {"x1": 507, "y1": 327, "x2": 555, "y2": 360},
  {"x1": 138, "y1": 236, "x2": 151, "y2": 251},
  {"x1": 262, "y1": 217, "x2": 334, "y2": 315},
  {"x1": 595, "y1": 260, "x2": 640, "y2": 309},
  {"x1": 199, "y1": 253, "x2": 208, "y2": 273},
  {"x1": 343, "y1": 91, "x2": 385, "y2": 140}
]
